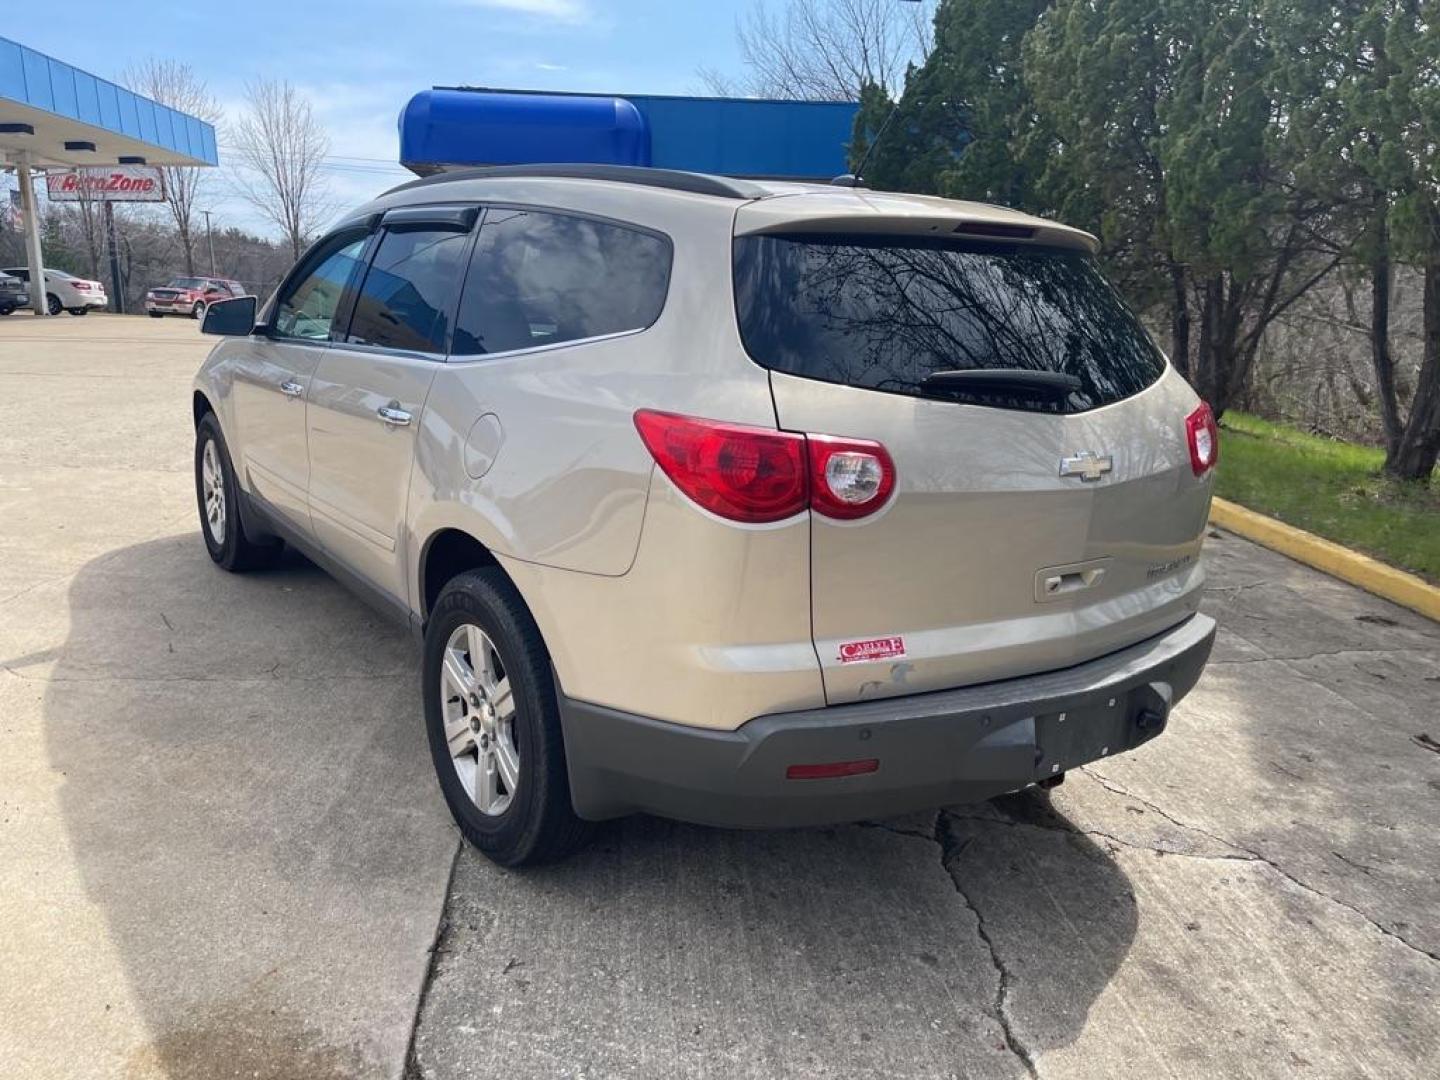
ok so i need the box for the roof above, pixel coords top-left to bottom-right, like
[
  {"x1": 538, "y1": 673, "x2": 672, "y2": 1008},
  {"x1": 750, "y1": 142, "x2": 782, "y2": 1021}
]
[
  {"x1": 0, "y1": 37, "x2": 217, "y2": 167},
  {"x1": 376, "y1": 163, "x2": 1099, "y2": 252}
]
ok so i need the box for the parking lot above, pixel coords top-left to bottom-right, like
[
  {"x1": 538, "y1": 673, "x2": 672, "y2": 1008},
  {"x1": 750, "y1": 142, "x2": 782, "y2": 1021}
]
[{"x1": 1, "y1": 313, "x2": 1437, "y2": 1080}]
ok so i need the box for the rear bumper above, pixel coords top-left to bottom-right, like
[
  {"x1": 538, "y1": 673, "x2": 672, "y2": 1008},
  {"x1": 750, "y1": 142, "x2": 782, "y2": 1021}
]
[{"x1": 561, "y1": 613, "x2": 1216, "y2": 827}]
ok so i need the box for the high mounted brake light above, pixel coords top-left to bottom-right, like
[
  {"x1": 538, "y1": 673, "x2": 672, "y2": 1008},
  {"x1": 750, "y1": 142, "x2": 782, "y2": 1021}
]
[{"x1": 633, "y1": 411, "x2": 897, "y2": 524}]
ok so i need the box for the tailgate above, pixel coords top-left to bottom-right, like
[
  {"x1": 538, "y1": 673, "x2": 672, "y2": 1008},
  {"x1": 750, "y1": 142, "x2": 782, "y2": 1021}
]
[{"x1": 734, "y1": 223, "x2": 1214, "y2": 704}]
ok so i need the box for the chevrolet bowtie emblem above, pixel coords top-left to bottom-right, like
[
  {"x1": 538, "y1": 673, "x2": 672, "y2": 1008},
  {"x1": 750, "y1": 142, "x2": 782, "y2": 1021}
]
[{"x1": 1059, "y1": 450, "x2": 1114, "y2": 482}]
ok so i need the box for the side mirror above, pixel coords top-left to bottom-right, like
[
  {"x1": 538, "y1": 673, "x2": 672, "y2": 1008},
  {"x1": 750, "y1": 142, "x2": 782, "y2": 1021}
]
[{"x1": 202, "y1": 295, "x2": 258, "y2": 337}]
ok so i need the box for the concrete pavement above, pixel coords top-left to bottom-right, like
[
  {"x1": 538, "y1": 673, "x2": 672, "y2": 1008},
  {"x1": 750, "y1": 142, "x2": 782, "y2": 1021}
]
[{"x1": 2, "y1": 314, "x2": 1437, "y2": 1079}]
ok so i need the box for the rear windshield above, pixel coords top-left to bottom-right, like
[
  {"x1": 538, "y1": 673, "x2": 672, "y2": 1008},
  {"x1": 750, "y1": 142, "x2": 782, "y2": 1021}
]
[{"x1": 733, "y1": 234, "x2": 1166, "y2": 414}]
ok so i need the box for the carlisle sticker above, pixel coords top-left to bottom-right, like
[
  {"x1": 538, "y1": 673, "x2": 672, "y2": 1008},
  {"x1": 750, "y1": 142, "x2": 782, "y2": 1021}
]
[{"x1": 837, "y1": 636, "x2": 906, "y2": 664}]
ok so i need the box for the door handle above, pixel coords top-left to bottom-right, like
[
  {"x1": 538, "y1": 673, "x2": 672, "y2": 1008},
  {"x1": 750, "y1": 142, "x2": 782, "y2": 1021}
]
[
  {"x1": 377, "y1": 405, "x2": 412, "y2": 427},
  {"x1": 278, "y1": 379, "x2": 304, "y2": 397}
]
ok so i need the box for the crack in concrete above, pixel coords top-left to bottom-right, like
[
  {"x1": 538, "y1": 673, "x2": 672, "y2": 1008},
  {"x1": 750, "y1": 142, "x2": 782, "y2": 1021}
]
[
  {"x1": 1081, "y1": 768, "x2": 1440, "y2": 964},
  {"x1": 402, "y1": 838, "x2": 462, "y2": 1080},
  {"x1": 1209, "y1": 646, "x2": 1435, "y2": 666},
  {"x1": 0, "y1": 663, "x2": 409, "y2": 685},
  {"x1": 858, "y1": 815, "x2": 1041, "y2": 1076},
  {"x1": 936, "y1": 814, "x2": 1041, "y2": 1079}
]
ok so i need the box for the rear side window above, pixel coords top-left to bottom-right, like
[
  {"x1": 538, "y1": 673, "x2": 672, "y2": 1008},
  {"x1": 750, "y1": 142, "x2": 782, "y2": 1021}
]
[
  {"x1": 451, "y1": 209, "x2": 670, "y2": 357},
  {"x1": 733, "y1": 234, "x2": 1166, "y2": 414},
  {"x1": 346, "y1": 227, "x2": 471, "y2": 353}
]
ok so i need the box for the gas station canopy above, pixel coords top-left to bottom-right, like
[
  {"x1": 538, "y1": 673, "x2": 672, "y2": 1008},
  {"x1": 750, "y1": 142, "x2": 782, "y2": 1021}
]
[
  {"x1": 0, "y1": 36, "x2": 218, "y2": 315},
  {"x1": 0, "y1": 37, "x2": 216, "y2": 167}
]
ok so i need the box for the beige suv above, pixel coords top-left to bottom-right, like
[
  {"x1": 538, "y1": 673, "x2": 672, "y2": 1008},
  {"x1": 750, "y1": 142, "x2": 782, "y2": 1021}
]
[{"x1": 192, "y1": 165, "x2": 1217, "y2": 865}]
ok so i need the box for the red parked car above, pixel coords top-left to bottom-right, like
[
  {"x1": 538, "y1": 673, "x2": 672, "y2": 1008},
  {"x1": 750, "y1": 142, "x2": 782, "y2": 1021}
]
[{"x1": 145, "y1": 277, "x2": 248, "y2": 320}]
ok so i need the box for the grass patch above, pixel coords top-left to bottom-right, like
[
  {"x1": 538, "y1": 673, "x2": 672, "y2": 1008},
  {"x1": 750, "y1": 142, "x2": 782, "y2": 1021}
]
[{"x1": 1215, "y1": 411, "x2": 1440, "y2": 584}]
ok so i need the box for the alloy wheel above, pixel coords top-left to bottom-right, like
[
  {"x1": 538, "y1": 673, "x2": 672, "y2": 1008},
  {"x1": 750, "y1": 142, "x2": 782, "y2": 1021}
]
[
  {"x1": 440, "y1": 623, "x2": 519, "y2": 816},
  {"x1": 201, "y1": 439, "x2": 226, "y2": 544}
]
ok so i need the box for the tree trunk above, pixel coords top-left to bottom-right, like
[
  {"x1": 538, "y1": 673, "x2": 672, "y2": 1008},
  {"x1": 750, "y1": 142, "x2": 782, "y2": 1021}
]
[
  {"x1": 1170, "y1": 259, "x2": 1190, "y2": 377},
  {"x1": 1386, "y1": 214, "x2": 1440, "y2": 481},
  {"x1": 179, "y1": 223, "x2": 196, "y2": 277},
  {"x1": 1370, "y1": 208, "x2": 1403, "y2": 461}
]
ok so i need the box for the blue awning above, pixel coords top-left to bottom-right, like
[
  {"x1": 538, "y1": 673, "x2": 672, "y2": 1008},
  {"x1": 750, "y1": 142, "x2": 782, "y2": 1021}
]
[{"x1": 0, "y1": 36, "x2": 217, "y2": 167}]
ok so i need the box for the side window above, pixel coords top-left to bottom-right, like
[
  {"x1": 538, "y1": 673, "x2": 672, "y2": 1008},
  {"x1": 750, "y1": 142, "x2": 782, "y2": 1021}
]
[
  {"x1": 451, "y1": 209, "x2": 671, "y2": 357},
  {"x1": 345, "y1": 227, "x2": 471, "y2": 353},
  {"x1": 273, "y1": 234, "x2": 369, "y2": 341}
]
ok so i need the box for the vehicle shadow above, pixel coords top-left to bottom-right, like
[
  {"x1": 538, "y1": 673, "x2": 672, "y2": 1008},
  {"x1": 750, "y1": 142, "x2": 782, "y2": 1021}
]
[
  {"x1": 34, "y1": 533, "x2": 458, "y2": 1079},
  {"x1": 38, "y1": 534, "x2": 1138, "y2": 1079}
]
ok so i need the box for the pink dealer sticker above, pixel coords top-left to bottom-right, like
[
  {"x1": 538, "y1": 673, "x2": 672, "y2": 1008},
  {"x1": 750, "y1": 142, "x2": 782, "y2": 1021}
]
[{"x1": 837, "y1": 636, "x2": 907, "y2": 664}]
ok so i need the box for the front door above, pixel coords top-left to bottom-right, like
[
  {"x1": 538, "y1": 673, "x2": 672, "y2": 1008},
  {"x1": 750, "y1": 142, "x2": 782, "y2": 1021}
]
[
  {"x1": 231, "y1": 231, "x2": 370, "y2": 535},
  {"x1": 304, "y1": 219, "x2": 472, "y2": 604}
]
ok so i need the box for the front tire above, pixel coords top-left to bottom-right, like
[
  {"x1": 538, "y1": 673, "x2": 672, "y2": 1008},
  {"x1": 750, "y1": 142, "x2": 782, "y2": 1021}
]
[
  {"x1": 194, "y1": 413, "x2": 280, "y2": 571},
  {"x1": 148, "y1": 311, "x2": 164, "y2": 318},
  {"x1": 46, "y1": 293, "x2": 61, "y2": 316},
  {"x1": 424, "y1": 569, "x2": 592, "y2": 866},
  {"x1": 192, "y1": 301, "x2": 206, "y2": 320}
]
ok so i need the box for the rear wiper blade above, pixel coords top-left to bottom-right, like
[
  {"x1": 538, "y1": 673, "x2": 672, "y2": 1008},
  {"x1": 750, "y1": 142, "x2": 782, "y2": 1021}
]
[{"x1": 919, "y1": 369, "x2": 1082, "y2": 397}]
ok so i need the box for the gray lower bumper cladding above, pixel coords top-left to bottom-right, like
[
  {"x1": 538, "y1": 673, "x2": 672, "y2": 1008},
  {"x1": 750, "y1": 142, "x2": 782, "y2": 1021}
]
[{"x1": 560, "y1": 614, "x2": 1216, "y2": 828}]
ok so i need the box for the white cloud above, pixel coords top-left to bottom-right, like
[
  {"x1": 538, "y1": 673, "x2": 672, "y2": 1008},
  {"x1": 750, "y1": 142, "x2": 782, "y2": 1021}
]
[
  {"x1": 534, "y1": 62, "x2": 568, "y2": 71},
  {"x1": 462, "y1": 0, "x2": 590, "y2": 23}
]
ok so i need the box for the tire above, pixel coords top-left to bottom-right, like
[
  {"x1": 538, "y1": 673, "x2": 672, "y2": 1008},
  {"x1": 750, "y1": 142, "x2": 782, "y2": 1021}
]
[
  {"x1": 148, "y1": 311, "x2": 164, "y2": 318},
  {"x1": 192, "y1": 301, "x2": 206, "y2": 320},
  {"x1": 194, "y1": 413, "x2": 281, "y2": 571},
  {"x1": 46, "y1": 293, "x2": 61, "y2": 316},
  {"x1": 0, "y1": 306, "x2": 12, "y2": 316},
  {"x1": 424, "y1": 568, "x2": 593, "y2": 866},
  {"x1": 67, "y1": 307, "x2": 88, "y2": 316}
]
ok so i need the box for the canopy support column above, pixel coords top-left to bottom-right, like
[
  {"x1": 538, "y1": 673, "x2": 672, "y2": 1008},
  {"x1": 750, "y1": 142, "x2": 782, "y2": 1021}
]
[{"x1": 15, "y1": 157, "x2": 47, "y2": 316}]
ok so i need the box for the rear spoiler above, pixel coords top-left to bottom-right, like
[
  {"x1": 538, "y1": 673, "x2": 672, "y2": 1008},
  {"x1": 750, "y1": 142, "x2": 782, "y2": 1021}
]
[{"x1": 735, "y1": 191, "x2": 1099, "y2": 254}]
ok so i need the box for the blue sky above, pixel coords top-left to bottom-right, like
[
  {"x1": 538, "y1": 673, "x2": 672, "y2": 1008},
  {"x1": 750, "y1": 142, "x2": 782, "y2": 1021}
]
[{"x1": 12, "y1": 0, "x2": 763, "y2": 235}]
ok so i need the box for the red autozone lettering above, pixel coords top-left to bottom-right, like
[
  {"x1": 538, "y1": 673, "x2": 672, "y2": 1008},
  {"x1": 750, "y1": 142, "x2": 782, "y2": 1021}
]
[
  {"x1": 48, "y1": 168, "x2": 164, "y2": 202},
  {"x1": 837, "y1": 636, "x2": 906, "y2": 664}
]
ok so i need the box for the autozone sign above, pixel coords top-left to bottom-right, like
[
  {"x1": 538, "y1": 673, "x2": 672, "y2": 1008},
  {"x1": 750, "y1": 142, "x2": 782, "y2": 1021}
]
[{"x1": 46, "y1": 166, "x2": 165, "y2": 202}]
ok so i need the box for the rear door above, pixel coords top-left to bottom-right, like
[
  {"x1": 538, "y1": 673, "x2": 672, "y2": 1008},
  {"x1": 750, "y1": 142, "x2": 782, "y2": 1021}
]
[
  {"x1": 304, "y1": 206, "x2": 475, "y2": 604},
  {"x1": 734, "y1": 227, "x2": 1212, "y2": 703}
]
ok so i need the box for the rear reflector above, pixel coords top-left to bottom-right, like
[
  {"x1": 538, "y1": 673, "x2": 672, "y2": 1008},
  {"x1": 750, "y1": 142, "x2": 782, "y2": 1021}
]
[
  {"x1": 785, "y1": 759, "x2": 879, "y2": 780},
  {"x1": 1185, "y1": 402, "x2": 1220, "y2": 476}
]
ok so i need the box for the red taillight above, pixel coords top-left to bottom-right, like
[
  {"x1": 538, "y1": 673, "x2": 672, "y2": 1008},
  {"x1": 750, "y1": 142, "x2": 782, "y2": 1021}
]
[
  {"x1": 1185, "y1": 402, "x2": 1219, "y2": 476},
  {"x1": 807, "y1": 434, "x2": 895, "y2": 520},
  {"x1": 633, "y1": 410, "x2": 807, "y2": 523},
  {"x1": 786, "y1": 759, "x2": 879, "y2": 780},
  {"x1": 634, "y1": 411, "x2": 897, "y2": 524}
]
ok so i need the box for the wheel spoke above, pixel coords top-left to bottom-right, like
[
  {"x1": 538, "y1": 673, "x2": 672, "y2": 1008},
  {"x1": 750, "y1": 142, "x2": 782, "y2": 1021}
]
[
  {"x1": 494, "y1": 734, "x2": 520, "y2": 793},
  {"x1": 489, "y1": 677, "x2": 515, "y2": 719},
  {"x1": 478, "y1": 751, "x2": 501, "y2": 813},
  {"x1": 442, "y1": 649, "x2": 477, "y2": 700},
  {"x1": 444, "y1": 712, "x2": 473, "y2": 757}
]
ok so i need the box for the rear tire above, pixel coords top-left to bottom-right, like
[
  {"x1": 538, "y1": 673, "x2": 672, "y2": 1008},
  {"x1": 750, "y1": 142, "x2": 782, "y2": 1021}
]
[
  {"x1": 148, "y1": 311, "x2": 164, "y2": 318},
  {"x1": 424, "y1": 569, "x2": 593, "y2": 867},
  {"x1": 195, "y1": 413, "x2": 281, "y2": 571},
  {"x1": 67, "y1": 307, "x2": 88, "y2": 316}
]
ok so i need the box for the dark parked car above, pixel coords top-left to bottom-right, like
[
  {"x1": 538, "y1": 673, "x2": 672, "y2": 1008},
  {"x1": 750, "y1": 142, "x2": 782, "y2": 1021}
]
[{"x1": 0, "y1": 271, "x2": 29, "y2": 315}]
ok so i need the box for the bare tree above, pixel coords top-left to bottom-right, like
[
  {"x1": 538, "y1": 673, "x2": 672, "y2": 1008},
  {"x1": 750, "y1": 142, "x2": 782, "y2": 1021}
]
[
  {"x1": 699, "y1": 0, "x2": 934, "y2": 101},
  {"x1": 229, "y1": 79, "x2": 331, "y2": 260},
  {"x1": 121, "y1": 60, "x2": 222, "y2": 276}
]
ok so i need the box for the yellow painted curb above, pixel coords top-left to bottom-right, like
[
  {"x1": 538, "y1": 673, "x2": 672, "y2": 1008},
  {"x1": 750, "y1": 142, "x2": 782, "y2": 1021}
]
[{"x1": 1209, "y1": 497, "x2": 1440, "y2": 623}]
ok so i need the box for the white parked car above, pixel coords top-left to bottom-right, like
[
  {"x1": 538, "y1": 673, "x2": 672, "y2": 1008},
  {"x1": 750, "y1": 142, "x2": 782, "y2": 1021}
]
[{"x1": 2, "y1": 267, "x2": 107, "y2": 315}]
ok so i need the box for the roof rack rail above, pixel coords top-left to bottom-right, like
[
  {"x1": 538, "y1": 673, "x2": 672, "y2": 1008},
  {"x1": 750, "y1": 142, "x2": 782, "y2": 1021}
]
[{"x1": 385, "y1": 163, "x2": 768, "y2": 200}]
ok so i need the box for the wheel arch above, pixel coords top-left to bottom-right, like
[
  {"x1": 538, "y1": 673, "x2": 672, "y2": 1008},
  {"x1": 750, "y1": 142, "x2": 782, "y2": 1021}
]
[
  {"x1": 419, "y1": 527, "x2": 510, "y2": 625},
  {"x1": 192, "y1": 390, "x2": 215, "y2": 429}
]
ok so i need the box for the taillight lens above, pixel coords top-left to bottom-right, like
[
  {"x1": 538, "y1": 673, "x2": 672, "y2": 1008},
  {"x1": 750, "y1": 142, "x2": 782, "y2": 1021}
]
[
  {"x1": 634, "y1": 411, "x2": 897, "y2": 524},
  {"x1": 633, "y1": 410, "x2": 807, "y2": 523},
  {"x1": 807, "y1": 434, "x2": 896, "y2": 520},
  {"x1": 1186, "y1": 402, "x2": 1219, "y2": 476}
]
